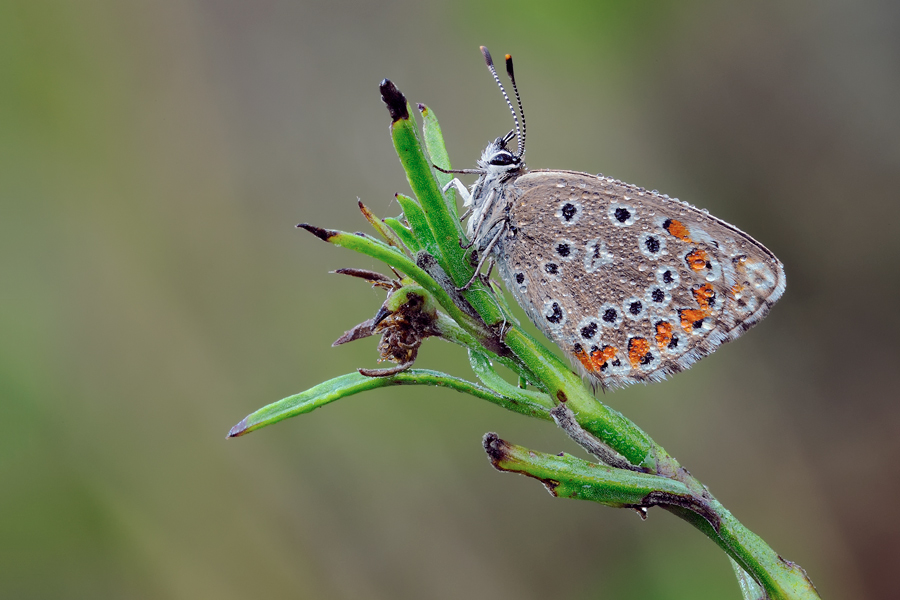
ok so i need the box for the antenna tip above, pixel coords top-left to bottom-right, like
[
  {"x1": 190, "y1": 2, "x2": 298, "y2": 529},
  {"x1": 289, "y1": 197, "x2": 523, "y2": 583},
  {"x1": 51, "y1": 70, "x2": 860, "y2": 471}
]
[{"x1": 480, "y1": 46, "x2": 493, "y2": 67}]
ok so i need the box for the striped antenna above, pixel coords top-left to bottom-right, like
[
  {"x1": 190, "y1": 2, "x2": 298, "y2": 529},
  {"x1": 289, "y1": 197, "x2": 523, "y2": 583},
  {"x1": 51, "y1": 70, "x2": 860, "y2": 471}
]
[
  {"x1": 504, "y1": 54, "x2": 526, "y2": 157},
  {"x1": 480, "y1": 46, "x2": 521, "y2": 156}
]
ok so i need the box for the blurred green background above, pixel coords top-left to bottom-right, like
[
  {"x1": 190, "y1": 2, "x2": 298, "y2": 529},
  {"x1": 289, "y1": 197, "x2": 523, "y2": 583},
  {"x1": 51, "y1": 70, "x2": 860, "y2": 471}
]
[{"x1": 2, "y1": 0, "x2": 898, "y2": 598}]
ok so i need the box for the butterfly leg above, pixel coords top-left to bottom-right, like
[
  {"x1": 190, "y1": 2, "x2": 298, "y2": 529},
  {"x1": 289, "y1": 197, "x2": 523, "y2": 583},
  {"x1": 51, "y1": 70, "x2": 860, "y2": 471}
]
[
  {"x1": 462, "y1": 188, "x2": 500, "y2": 249},
  {"x1": 480, "y1": 258, "x2": 509, "y2": 332},
  {"x1": 472, "y1": 215, "x2": 508, "y2": 249},
  {"x1": 457, "y1": 223, "x2": 506, "y2": 291},
  {"x1": 486, "y1": 282, "x2": 509, "y2": 339},
  {"x1": 457, "y1": 209, "x2": 477, "y2": 249},
  {"x1": 461, "y1": 192, "x2": 495, "y2": 248},
  {"x1": 442, "y1": 178, "x2": 473, "y2": 207},
  {"x1": 482, "y1": 258, "x2": 495, "y2": 281}
]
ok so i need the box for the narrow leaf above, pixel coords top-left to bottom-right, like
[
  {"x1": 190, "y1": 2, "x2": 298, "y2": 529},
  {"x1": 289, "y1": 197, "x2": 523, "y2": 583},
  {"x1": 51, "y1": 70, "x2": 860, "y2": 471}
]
[
  {"x1": 381, "y1": 80, "x2": 504, "y2": 327},
  {"x1": 384, "y1": 217, "x2": 420, "y2": 253},
  {"x1": 483, "y1": 434, "x2": 693, "y2": 508},
  {"x1": 297, "y1": 225, "x2": 487, "y2": 339},
  {"x1": 468, "y1": 349, "x2": 551, "y2": 407},
  {"x1": 229, "y1": 369, "x2": 552, "y2": 438},
  {"x1": 395, "y1": 193, "x2": 439, "y2": 258},
  {"x1": 418, "y1": 103, "x2": 458, "y2": 218},
  {"x1": 358, "y1": 200, "x2": 409, "y2": 254},
  {"x1": 731, "y1": 558, "x2": 767, "y2": 600}
]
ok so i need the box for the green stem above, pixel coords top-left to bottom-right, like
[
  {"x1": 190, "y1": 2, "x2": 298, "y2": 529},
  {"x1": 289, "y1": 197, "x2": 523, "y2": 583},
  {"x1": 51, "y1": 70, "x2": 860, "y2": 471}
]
[
  {"x1": 488, "y1": 435, "x2": 820, "y2": 600},
  {"x1": 486, "y1": 434, "x2": 693, "y2": 507},
  {"x1": 379, "y1": 79, "x2": 820, "y2": 600},
  {"x1": 435, "y1": 311, "x2": 544, "y2": 389},
  {"x1": 503, "y1": 327, "x2": 658, "y2": 469},
  {"x1": 382, "y1": 82, "x2": 505, "y2": 326}
]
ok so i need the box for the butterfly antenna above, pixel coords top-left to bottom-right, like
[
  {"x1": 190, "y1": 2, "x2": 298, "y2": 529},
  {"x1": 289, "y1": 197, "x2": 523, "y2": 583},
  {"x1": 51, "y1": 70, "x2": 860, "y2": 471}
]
[
  {"x1": 504, "y1": 53, "x2": 526, "y2": 158},
  {"x1": 480, "y1": 46, "x2": 521, "y2": 154}
]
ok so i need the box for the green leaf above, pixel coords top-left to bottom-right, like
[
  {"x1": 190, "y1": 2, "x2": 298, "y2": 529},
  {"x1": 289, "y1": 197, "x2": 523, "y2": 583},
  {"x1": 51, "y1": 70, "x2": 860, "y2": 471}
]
[
  {"x1": 489, "y1": 280, "x2": 519, "y2": 325},
  {"x1": 418, "y1": 103, "x2": 458, "y2": 218},
  {"x1": 502, "y1": 326, "x2": 656, "y2": 469},
  {"x1": 228, "y1": 370, "x2": 552, "y2": 438},
  {"x1": 357, "y1": 200, "x2": 409, "y2": 255},
  {"x1": 731, "y1": 558, "x2": 767, "y2": 600},
  {"x1": 296, "y1": 225, "x2": 487, "y2": 341},
  {"x1": 384, "y1": 217, "x2": 420, "y2": 253},
  {"x1": 390, "y1": 111, "x2": 466, "y2": 246},
  {"x1": 468, "y1": 349, "x2": 550, "y2": 405},
  {"x1": 386, "y1": 97, "x2": 506, "y2": 327},
  {"x1": 395, "y1": 193, "x2": 439, "y2": 258},
  {"x1": 484, "y1": 434, "x2": 693, "y2": 507}
]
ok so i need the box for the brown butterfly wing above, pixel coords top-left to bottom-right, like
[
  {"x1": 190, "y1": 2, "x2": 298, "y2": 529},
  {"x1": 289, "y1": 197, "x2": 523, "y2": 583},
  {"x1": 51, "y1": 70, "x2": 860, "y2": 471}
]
[{"x1": 493, "y1": 170, "x2": 785, "y2": 389}]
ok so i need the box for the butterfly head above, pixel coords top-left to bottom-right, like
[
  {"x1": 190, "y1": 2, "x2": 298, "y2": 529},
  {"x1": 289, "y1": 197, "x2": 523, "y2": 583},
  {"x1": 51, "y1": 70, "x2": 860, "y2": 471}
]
[
  {"x1": 463, "y1": 48, "x2": 528, "y2": 237},
  {"x1": 478, "y1": 47, "x2": 526, "y2": 172},
  {"x1": 477, "y1": 136, "x2": 523, "y2": 176}
]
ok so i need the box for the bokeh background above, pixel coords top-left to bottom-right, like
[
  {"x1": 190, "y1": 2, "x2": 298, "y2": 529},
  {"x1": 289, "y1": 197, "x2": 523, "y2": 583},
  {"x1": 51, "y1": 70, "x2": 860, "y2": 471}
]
[{"x1": 2, "y1": 1, "x2": 898, "y2": 598}]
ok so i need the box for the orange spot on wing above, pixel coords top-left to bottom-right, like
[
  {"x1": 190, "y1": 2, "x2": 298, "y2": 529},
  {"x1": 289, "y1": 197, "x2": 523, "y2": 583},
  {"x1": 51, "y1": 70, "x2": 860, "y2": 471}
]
[
  {"x1": 654, "y1": 321, "x2": 673, "y2": 350},
  {"x1": 627, "y1": 338, "x2": 651, "y2": 368},
  {"x1": 679, "y1": 308, "x2": 708, "y2": 333},
  {"x1": 589, "y1": 345, "x2": 617, "y2": 372},
  {"x1": 685, "y1": 248, "x2": 709, "y2": 271},
  {"x1": 731, "y1": 283, "x2": 744, "y2": 297},
  {"x1": 573, "y1": 344, "x2": 594, "y2": 371},
  {"x1": 692, "y1": 283, "x2": 716, "y2": 311},
  {"x1": 664, "y1": 219, "x2": 693, "y2": 242}
]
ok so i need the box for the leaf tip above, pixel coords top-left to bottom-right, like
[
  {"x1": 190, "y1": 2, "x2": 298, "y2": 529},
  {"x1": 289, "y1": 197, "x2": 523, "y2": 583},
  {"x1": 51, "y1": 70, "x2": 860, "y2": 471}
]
[
  {"x1": 227, "y1": 418, "x2": 250, "y2": 438},
  {"x1": 482, "y1": 432, "x2": 509, "y2": 465},
  {"x1": 297, "y1": 223, "x2": 336, "y2": 241},
  {"x1": 379, "y1": 79, "x2": 408, "y2": 122}
]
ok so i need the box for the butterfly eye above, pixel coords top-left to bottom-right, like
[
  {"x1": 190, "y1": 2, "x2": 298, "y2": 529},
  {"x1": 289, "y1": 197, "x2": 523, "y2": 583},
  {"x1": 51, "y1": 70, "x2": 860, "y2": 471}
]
[{"x1": 489, "y1": 152, "x2": 518, "y2": 166}]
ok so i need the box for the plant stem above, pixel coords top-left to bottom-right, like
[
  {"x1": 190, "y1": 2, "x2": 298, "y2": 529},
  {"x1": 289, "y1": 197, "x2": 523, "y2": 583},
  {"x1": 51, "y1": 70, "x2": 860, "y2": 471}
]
[{"x1": 378, "y1": 78, "x2": 820, "y2": 599}]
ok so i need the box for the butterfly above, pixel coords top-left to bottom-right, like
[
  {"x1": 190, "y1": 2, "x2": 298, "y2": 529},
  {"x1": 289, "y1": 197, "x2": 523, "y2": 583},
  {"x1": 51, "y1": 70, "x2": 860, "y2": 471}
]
[{"x1": 441, "y1": 47, "x2": 785, "y2": 390}]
